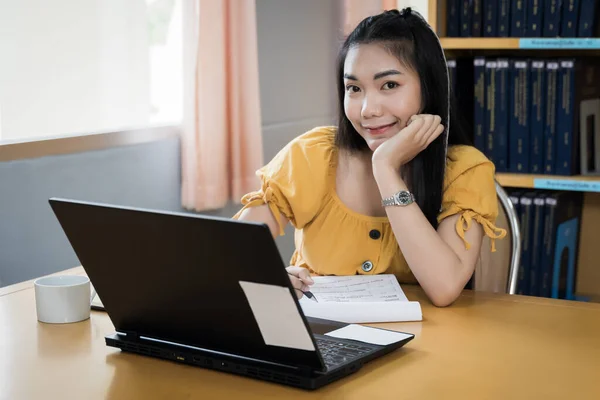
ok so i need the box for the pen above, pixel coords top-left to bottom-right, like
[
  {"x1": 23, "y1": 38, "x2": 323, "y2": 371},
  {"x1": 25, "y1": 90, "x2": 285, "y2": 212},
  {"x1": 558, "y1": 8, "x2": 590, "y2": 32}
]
[{"x1": 288, "y1": 272, "x2": 318, "y2": 302}]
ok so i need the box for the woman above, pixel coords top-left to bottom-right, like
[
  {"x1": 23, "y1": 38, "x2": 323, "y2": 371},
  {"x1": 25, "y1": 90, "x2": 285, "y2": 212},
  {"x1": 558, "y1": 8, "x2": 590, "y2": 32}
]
[{"x1": 234, "y1": 8, "x2": 505, "y2": 307}]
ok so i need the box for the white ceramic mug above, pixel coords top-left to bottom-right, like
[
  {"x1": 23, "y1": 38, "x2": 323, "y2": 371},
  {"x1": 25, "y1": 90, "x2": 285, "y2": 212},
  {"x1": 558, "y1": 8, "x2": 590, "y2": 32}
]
[{"x1": 34, "y1": 275, "x2": 94, "y2": 324}]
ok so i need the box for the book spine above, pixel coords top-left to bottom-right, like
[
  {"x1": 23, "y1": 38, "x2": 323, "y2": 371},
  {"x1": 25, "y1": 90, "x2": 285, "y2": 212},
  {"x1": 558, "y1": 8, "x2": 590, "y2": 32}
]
[
  {"x1": 510, "y1": 60, "x2": 530, "y2": 172},
  {"x1": 495, "y1": 59, "x2": 510, "y2": 172},
  {"x1": 529, "y1": 61, "x2": 546, "y2": 173},
  {"x1": 552, "y1": 217, "x2": 580, "y2": 299},
  {"x1": 518, "y1": 195, "x2": 533, "y2": 295},
  {"x1": 561, "y1": 0, "x2": 581, "y2": 37},
  {"x1": 485, "y1": 60, "x2": 498, "y2": 163},
  {"x1": 541, "y1": 196, "x2": 558, "y2": 298},
  {"x1": 543, "y1": 0, "x2": 561, "y2": 37},
  {"x1": 509, "y1": 61, "x2": 520, "y2": 172},
  {"x1": 447, "y1": 0, "x2": 461, "y2": 37},
  {"x1": 563, "y1": 217, "x2": 581, "y2": 300},
  {"x1": 460, "y1": 0, "x2": 473, "y2": 37},
  {"x1": 498, "y1": 0, "x2": 512, "y2": 37},
  {"x1": 526, "y1": 0, "x2": 543, "y2": 37},
  {"x1": 530, "y1": 195, "x2": 547, "y2": 297},
  {"x1": 483, "y1": 0, "x2": 498, "y2": 37},
  {"x1": 474, "y1": 57, "x2": 487, "y2": 153},
  {"x1": 577, "y1": 0, "x2": 597, "y2": 37},
  {"x1": 510, "y1": 0, "x2": 527, "y2": 37},
  {"x1": 472, "y1": 0, "x2": 483, "y2": 36},
  {"x1": 544, "y1": 61, "x2": 559, "y2": 174},
  {"x1": 448, "y1": 59, "x2": 457, "y2": 95},
  {"x1": 555, "y1": 60, "x2": 576, "y2": 175}
]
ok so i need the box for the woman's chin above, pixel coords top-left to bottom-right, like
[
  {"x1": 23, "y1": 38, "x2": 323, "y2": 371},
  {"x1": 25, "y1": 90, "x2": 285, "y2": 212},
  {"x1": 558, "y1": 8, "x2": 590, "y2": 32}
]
[{"x1": 366, "y1": 137, "x2": 389, "y2": 152}]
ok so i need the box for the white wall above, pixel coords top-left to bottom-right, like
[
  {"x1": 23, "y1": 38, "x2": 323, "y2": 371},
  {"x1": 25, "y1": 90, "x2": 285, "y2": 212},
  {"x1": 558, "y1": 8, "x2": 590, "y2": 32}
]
[{"x1": 0, "y1": 0, "x2": 150, "y2": 141}]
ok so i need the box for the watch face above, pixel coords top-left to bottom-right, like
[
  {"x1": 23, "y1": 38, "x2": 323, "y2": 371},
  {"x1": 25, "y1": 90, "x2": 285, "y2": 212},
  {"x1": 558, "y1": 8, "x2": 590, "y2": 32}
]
[{"x1": 395, "y1": 191, "x2": 412, "y2": 205}]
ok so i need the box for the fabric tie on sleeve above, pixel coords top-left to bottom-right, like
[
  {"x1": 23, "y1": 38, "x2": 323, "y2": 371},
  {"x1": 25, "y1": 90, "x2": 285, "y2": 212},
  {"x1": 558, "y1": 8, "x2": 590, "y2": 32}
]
[
  {"x1": 455, "y1": 210, "x2": 507, "y2": 252},
  {"x1": 235, "y1": 187, "x2": 287, "y2": 236}
]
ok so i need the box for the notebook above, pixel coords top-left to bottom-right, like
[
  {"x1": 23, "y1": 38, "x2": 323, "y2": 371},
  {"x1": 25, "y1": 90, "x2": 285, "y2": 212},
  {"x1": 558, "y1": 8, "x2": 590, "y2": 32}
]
[{"x1": 298, "y1": 274, "x2": 422, "y2": 323}]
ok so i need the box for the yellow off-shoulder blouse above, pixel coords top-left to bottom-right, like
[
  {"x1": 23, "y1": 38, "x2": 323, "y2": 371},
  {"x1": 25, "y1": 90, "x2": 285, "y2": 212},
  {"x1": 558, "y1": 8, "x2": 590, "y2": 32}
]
[{"x1": 234, "y1": 126, "x2": 506, "y2": 283}]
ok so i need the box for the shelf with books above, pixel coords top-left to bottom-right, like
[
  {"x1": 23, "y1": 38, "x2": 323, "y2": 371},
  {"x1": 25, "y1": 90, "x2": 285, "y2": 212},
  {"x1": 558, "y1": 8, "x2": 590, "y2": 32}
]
[
  {"x1": 496, "y1": 173, "x2": 600, "y2": 192},
  {"x1": 440, "y1": 37, "x2": 600, "y2": 50},
  {"x1": 430, "y1": 0, "x2": 600, "y2": 303}
]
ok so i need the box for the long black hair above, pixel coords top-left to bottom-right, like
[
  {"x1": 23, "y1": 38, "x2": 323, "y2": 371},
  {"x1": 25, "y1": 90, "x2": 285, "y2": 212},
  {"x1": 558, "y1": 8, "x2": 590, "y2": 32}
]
[{"x1": 335, "y1": 8, "x2": 471, "y2": 229}]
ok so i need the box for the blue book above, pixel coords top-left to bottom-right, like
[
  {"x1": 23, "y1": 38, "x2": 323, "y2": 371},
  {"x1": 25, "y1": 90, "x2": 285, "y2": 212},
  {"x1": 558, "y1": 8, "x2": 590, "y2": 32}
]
[
  {"x1": 529, "y1": 194, "x2": 547, "y2": 297},
  {"x1": 511, "y1": 0, "x2": 528, "y2": 37},
  {"x1": 540, "y1": 194, "x2": 558, "y2": 298},
  {"x1": 495, "y1": 59, "x2": 510, "y2": 172},
  {"x1": 447, "y1": 0, "x2": 461, "y2": 37},
  {"x1": 509, "y1": 60, "x2": 530, "y2": 172},
  {"x1": 509, "y1": 190, "x2": 523, "y2": 215},
  {"x1": 529, "y1": 61, "x2": 546, "y2": 173},
  {"x1": 544, "y1": 192, "x2": 583, "y2": 299},
  {"x1": 558, "y1": 218, "x2": 580, "y2": 300},
  {"x1": 472, "y1": 0, "x2": 483, "y2": 36},
  {"x1": 517, "y1": 193, "x2": 534, "y2": 295},
  {"x1": 544, "y1": 61, "x2": 559, "y2": 174},
  {"x1": 473, "y1": 57, "x2": 487, "y2": 152},
  {"x1": 577, "y1": 0, "x2": 598, "y2": 37},
  {"x1": 526, "y1": 0, "x2": 544, "y2": 37},
  {"x1": 555, "y1": 60, "x2": 575, "y2": 175},
  {"x1": 460, "y1": 0, "x2": 473, "y2": 37},
  {"x1": 561, "y1": 0, "x2": 581, "y2": 37},
  {"x1": 543, "y1": 0, "x2": 562, "y2": 37},
  {"x1": 498, "y1": 0, "x2": 512, "y2": 37},
  {"x1": 448, "y1": 59, "x2": 457, "y2": 94},
  {"x1": 483, "y1": 0, "x2": 498, "y2": 37},
  {"x1": 485, "y1": 60, "x2": 497, "y2": 163}
]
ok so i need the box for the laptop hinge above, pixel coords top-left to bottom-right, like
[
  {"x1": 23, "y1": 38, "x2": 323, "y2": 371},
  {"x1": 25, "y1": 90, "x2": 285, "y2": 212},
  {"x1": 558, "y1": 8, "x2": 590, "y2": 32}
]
[{"x1": 122, "y1": 330, "x2": 140, "y2": 340}]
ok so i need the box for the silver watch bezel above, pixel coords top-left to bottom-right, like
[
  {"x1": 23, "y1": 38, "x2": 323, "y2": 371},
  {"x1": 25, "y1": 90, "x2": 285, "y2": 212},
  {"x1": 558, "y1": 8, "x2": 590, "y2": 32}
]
[
  {"x1": 382, "y1": 190, "x2": 415, "y2": 207},
  {"x1": 394, "y1": 190, "x2": 414, "y2": 206}
]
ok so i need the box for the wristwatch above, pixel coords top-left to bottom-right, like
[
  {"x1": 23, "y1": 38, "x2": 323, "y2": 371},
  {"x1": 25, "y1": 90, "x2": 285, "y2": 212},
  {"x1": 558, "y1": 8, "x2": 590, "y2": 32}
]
[{"x1": 382, "y1": 190, "x2": 415, "y2": 207}]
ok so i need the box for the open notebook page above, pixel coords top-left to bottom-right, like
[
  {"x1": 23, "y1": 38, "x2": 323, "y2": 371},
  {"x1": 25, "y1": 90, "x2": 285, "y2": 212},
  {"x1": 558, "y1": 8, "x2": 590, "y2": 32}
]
[
  {"x1": 305, "y1": 274, "x2": 409, "y2": 303},
  {"x1": 299, "y1": 274, "x2": 422, "y2": 323}
]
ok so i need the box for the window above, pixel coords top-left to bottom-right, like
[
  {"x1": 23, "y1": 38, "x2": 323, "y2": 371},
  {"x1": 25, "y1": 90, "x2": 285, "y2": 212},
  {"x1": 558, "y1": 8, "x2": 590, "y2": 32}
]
[{"x1": 0, "y1": 0, "x2": 182, "y2": 142}]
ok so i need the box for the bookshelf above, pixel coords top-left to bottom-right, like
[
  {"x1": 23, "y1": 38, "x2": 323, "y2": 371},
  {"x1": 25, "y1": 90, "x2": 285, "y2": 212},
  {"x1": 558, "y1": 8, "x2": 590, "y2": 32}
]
[
  {"x1": 496, "y1": 173, "x2": 600, "y2": 192},
  {"x1": 430, "y1": 0, "x2": 600, "y2": 302},
  {"x1": 441, "y1": 37, "x2": 520, "y2": 49},
  {"x1": 441, "y1": 37, "x2": 600, "y2": 50}
]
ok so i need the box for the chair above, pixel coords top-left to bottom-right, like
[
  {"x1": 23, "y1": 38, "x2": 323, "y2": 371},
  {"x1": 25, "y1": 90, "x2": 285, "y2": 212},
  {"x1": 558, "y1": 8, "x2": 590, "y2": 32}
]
[{"x1": 473, "y1": 181, "x2": 521, "y2": 294}]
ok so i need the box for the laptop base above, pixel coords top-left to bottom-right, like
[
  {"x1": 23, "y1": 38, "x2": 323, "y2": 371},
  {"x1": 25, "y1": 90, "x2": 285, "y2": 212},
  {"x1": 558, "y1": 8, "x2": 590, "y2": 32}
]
[{"x1": 105, "y1": 333, "x2": 363, "y2": 390}]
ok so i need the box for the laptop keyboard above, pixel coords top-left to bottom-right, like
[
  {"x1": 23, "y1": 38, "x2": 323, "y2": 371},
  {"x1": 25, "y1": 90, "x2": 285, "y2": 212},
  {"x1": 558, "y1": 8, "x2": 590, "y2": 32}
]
[{"x1": 315, "y1": 336, "x2": 375, "y2": 368}]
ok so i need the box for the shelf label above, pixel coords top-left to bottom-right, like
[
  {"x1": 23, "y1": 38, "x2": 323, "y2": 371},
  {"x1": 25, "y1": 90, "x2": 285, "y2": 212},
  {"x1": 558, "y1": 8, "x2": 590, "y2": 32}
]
[
  {"x1": 533, "y1": 178, "x2": 600, "y2": 192},
  {"x1": 519, "y1": 38, "x2": 600, "y2": 49}
]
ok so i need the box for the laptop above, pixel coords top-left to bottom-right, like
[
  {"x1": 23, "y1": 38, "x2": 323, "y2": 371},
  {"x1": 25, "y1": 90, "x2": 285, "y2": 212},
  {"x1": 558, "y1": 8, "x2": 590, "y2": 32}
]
[{"x1": 48, "y1": 198, "x2": 414, "y2": 390}]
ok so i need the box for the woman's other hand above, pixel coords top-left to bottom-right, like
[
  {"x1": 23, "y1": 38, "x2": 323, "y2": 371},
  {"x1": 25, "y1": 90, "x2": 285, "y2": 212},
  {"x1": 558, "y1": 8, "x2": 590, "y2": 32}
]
[{"x1": 286, "y1": 266, "x2": 314, "y2": 299}]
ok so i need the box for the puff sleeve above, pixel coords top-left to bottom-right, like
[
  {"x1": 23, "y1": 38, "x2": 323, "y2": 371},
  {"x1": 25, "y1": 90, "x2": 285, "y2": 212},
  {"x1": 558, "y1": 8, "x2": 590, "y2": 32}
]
[
  {"x1": 232, "y1": 127, "x2": 335, "y2": 235},
  {"x1": 438, "y1": 146, "x2": 507, "y2": 252}
]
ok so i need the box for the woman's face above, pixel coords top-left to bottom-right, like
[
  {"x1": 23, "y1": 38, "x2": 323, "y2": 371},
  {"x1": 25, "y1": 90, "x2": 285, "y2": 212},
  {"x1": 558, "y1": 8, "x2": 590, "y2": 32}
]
[{"x1": 343, "y1": 43, "x2": 422, "y2": 152}]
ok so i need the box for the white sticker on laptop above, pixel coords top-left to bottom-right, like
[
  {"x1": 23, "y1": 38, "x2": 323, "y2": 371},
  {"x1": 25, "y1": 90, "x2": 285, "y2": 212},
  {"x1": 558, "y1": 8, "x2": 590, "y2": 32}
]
[
  {"x1": 325, "y1": 324, "x2": 413, "y2": 346},
  {"x1": 239, "y1": 281, "x2": 315, "y2": 351}
]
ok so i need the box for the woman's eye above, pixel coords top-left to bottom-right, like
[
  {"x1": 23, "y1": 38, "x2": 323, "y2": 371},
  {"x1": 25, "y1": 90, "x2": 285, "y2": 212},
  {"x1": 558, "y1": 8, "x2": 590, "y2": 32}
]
[
  {"x1": 346, "y1": 85, "x2": 360, "y2": 93},
  {"x1": 382, "y1": 82, "x2": 399, "y2": 90}
]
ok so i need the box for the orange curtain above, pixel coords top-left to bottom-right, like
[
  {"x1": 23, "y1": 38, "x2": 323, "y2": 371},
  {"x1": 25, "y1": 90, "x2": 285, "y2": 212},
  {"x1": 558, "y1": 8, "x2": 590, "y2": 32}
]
[
  {"x1": 181, "y1": 0, "x2": 264, "y2": 211},
  {"x1": 344, "y1": 0, "x2": 398, "y2": 35}
]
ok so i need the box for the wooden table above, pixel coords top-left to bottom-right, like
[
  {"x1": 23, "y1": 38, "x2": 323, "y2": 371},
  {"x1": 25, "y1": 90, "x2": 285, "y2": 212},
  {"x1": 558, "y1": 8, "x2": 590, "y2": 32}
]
[{"x1": 1, "y1": 268, "x2": 599, "y2": 399}]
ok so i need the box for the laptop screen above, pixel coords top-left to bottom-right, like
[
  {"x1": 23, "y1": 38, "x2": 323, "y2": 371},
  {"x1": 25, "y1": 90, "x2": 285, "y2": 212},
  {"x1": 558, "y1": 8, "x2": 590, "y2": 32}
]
[{"x1": 49, "y1": 198, "x2": 325, "y2": 371}]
